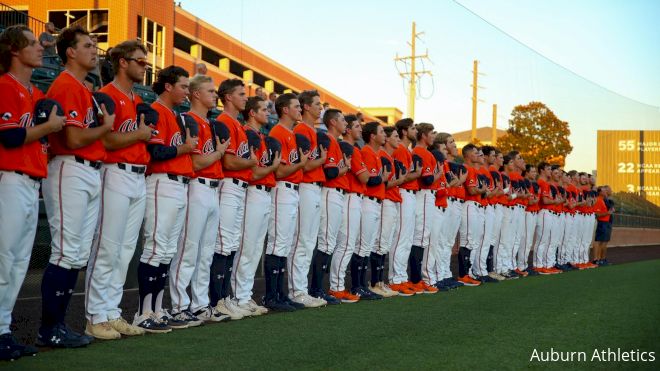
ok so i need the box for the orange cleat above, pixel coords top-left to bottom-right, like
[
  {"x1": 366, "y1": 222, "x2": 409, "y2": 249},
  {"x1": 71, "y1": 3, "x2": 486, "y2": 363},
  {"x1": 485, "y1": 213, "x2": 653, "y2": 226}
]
[
  {"x1": 404, "y1": 281, "x2": 424, "y2": 294},
  {"x1": 328, "y1": 290, "x2": 360, "y2": 303},
  {"x1": 412, "y1": 281, "x2": 439, "y2": 294},
  {"x1": 514, "y1": 268, "x2": 529, "y2": 277},
  {"x1": 388, "y1": 283, "x2": 415, "y2": 297},
  {"x1": 457, "y1": 275, "x2": 481, "y2": 286}
]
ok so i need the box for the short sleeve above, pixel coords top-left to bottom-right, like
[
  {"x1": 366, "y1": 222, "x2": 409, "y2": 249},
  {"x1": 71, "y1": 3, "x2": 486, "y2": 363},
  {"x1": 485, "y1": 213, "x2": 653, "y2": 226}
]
[
  {"x1": 49, "y1": 84, "x2": 86, "y2": 128},
  {"x1": 351, "y1": 149, "x2": 367, "y2": 176},
  {"x1": 0, "y1": 88, "x2": 21, "y2": 131}
]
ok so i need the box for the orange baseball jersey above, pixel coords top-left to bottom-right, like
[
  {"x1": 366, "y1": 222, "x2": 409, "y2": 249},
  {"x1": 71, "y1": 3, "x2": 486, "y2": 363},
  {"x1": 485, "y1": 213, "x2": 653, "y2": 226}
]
[
  {"x1": 217, "y1": 112, "x2": 251, "y2": 182},
  {"x1": 412, "y1": 146, "x2": 439, "y2": 191},
  {"x1": 294, "y1": 122, "x2": 325, "y2": 184},
  {"x1": 0, "y1": 74, "x2": 47, "y2": 178},
  {"x1": 188, "y1": 112, "x2": 223, "y2": 180},
  {"x1": 393, "y1": 143, "x2": 419, "y2": 191},
  {"x1": 537, "y1": 179, "x2": 555, "y2": 210},
  {"x1": 269, "y1": 124, "x2": 302, "y2": 184},
  {"x1": 478, "y1": 166, "x2": 495, "y2": 206},
  {"x1": 146, "y1": 101, "x2": 193, "y2": 177},
  {"x1": 379, "y1": 149, "x2": 401, "y2": 203},
  {"x1": 578, "y1": 185, "x2": 591, "y2": 213},
  {"x1": 566, "y1": 184, "x2": 579, "y2": 214},
  {"x1": 593, "y1": 196, "x2": 610, "y2": 222},
  {"x1": 526, "y1": 180, "x2": 541, "y2": 212},
  {"x1": 323, "y1": 135, "x2": 349, "y2": 191},
  {"x1": 99, "y1": 83, "x2": 149, "y2": 165},
  {"x1": 347, "y1": 144, "x2": 367, "y2": 194},
  {"x1": 549, "y1": 182, "x2": 563, "y2": 212},
  {"x1": 434, "y1": 169, "x2": 448, "y2": 208},
  {"x1": 361, "y1": 145, "x2": 384, "y2": 199},
  {"x1": 245, "y1": 125, "x2": 275, "y2": 188},
  {"x1": 463, "y1": 165, "x2": 481, "y2": 203},
  {"x1": 47, "y1": 70, "x2": 106, "y2": 161}
]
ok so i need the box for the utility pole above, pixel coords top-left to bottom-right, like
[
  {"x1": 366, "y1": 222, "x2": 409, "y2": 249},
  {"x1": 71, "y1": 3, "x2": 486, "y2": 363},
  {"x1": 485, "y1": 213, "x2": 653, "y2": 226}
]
[
  {"x1": 395, "y1": 22, "x2": 432, "y2": 120},
  {"x1": 491, "y1": 104, "x2": 497, "y2": 146},
  {"x1": 471, "y1": 60, "x2": 482, "y2": 142}
]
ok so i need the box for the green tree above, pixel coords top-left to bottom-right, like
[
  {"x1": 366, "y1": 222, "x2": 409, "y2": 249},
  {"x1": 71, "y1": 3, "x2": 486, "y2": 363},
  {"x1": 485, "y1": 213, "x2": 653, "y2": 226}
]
[{"x1": 497, "y1": 101, "x2": 572, "y2": 166}]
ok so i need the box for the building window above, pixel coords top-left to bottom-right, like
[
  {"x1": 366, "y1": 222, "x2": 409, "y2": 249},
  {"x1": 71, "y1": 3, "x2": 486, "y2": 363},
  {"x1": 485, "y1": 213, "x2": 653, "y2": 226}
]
[{"x1": 48, "y1": 9, "x2": 109, "y2": 47}]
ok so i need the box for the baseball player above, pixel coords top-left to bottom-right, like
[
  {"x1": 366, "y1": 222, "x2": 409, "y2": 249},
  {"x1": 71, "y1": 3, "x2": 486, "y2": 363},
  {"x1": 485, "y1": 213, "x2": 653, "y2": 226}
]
[
  {"x1": 532, "y1": 162, "x2": 561, "y2": 274},
  {"x1": 370, "y1": 126, "x2": 405, "y2": 297},
  {"x1": 388, "y1": 119, "x2": 422, "y2": 295},
  {"x1": 520, "y1": 164, "x2": 541, "y2": 276},
  {"x1": 579, "y1": 176, "x2": 599, "y2": 269},
  {"x1": 494, "y1": 154, "x2": 523, "y2": 279},
  {"x1": 508, "y1": 151, "x2": 529, "y2": 277},
  {"x1": 482, "y1": 148, "x2": 506, "y2": 281},
  {"x1": 84, "y1": 40, "x2": 153, "y2": 340},
  {"x1": 328, "y1": 115, "x2": 367, "y2": 303},
  {"x1": 209, "y1": 78, "x2": 256, "y2": 320},
  {"x1": 133, "y1": 65, "x2": 197, "y2": 333},
  {"x1": 0, "y1": 25, "x2": 64, "y2": 359},
  {"x1": 457, "y1": 144, "x2": 485, "y2": 286},
  {"x1": 433, "y1": 133, "x2": 468, "y2": 290},
  {"x1": 546, "y1": 165, "x2": 566, "y2": 273},
  {"x1": 288, "y1": 90, "x2": 328, "y2": 308},
  {"x1": 352, "y1": 121, "x2": 388, "y2": 300},
  {"x1": 423, "y1": 139, "x2": 451, "y2": 289},
  {"x1": 410, "y1": 123, "x2": 441, "y2": 293},
  {"x1": 39, "y1": 26, "x2": 114, "y2": 347},
  {"x1": 263, "y1": 93, "x2": 308, "y2": 311},
  {"x1": 311, "y1": 109, "x2": 352, "y2": 302},
  {"x1": 473, "y1": 147, "x2": 499, "y2": 283},
  {"x1": 230, "y1": 96, "x2": 279, "y2": 313},
  {"x1": 558, "y1": 171, "x2": 579, "y2": 270},
  {"x1": 169, "y1": 75, "x2": 232, "y2": 325}
]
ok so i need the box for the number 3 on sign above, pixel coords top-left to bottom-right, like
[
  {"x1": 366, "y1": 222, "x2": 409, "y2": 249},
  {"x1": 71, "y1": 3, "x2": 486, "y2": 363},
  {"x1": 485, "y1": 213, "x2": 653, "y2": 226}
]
[
  {"x1": 617, "y1": 162, "x2": 635, "y2": 173},
  {"x1": 618, "y1": 140, "x2": 635, "y2": 151},
  {"x1": 626, "y1": 184, "x2": 635, "y2": 192}
]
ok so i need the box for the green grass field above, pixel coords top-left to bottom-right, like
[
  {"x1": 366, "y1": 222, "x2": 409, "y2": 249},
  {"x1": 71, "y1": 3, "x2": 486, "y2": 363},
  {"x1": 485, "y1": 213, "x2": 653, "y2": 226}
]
[{"x1": 6, "y1": 260, "x2": 660, "y2": 370}]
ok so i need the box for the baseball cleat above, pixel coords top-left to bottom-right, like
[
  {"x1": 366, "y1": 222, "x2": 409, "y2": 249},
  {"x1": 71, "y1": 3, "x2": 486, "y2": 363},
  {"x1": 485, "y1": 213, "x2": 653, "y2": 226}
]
[
  {"x1": 85, "y1": 321, "x2": 121, "y2": 340},
  {"x1": 171, "y1": 310, "x2": 203, "y2": 327},
  {"x1": 375, "y1": 282, "x2": 399, "y2": 297},
  {"x1": 524, "y1": 267, "x2": 540, "y2": 276},
  {"x1": 193, "y1": 305, "x2": 231, "y2": 322},
  {"x1": 133, "y1": 313, "x2": 172, "y2": 334},
  {"x1": 488, "y1": 272, "x2": 506, "y2": 281},
  {"x1": 310, "y1": 289, "x2": 341, "y2": 305},
  {"x1": 387, "y1": 283, "x2": 415, "y2": 296},
  {"x1": 514, "y1": 269, "x2": 529, "y2": 277},
  {"x1": 457, "y1": 275, "x2": 481, "y2": 286},
  {"x1": 369, "y1": 283, "x2": 389, "y2": 297},
  {"x1": 262, "y1": 297, "x2": 296, "y2": 312},
  {"x1": 412, "y1": 281, "x2": 440, "y2": 293},
  {"x1": 37, "y1": 323, "x2": 94, "y2": 348},
  {"x1": 0, "y1": 334, "x2": 37, "y2": 359},
  {"x1": 159, "y1": 309, "x2": 189, "y2": 329},
  {"x1": 108, "y1": 317, "x2": 145, "y2": 336},
  {"x1": 353, "y1": 287, "x2": 383, "y2": 300},
  {"x1": 290, "y1": 293, "x2": 327, "y2": 308},
  {"x1": 279, "y1": 295, "x2": 306, "y2": 310},
  {"x1": 403, "y1": 281, "x2": 424, "y2": 294},
  {"x1": 328, "y1": 289, "x2": 360, "y2": 303}
]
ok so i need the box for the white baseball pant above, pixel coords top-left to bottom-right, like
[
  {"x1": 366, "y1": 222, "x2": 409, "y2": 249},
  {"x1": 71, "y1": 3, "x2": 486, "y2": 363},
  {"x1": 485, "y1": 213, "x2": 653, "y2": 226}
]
[
  {"x1": 266, "y1": 182, "x2": 299, "y2": 258},
  {"x1": 43, "y1": 156, "x2": 101, "y2": 269},
  {"x1": 548, "y1": 212, "x2": 565, "y2": 267},
  {"x1": 460, "y1": 200, "x2": 485, "y2": 276},
  {"x1": 534, "y1": 209, "x2": 557, "y2": 268},
  {"x1": 140, "y1": 173, "x2": 188, "y2": 266},
  {"x1": 216, "y1": 178, "x2": 247, "y2": 256},
  {"x1": 494, "y1": 206, "x2": 513, "y2": 274},
  {"x1": 329, "y1": 193, "x2": 361, "y2": 292},
  {"x1": 491, "y1": 204, "x2": 504, "y2": 249},
  {"x1": 431, "y1": 206, "x2": 452, "y2": 282},
  {"x1": 413, "y1": 189, "x2": 435, "y2": 249},
  {"x1": 318, "y1": 187, "x2": 345, "y2": 256},
  {"x1": 509, "y1": 205, "x2": 526, "y2": 271},
  {"x1": 439, "y1": 198, "x2": 463, "y2": 279},
  {"x1": 374, "y1": 199, "x2": 398, "y2": 256},
  {"x1": 388, "y1": 189, "x2": 416, "y2": 284},
  {"x1": 474, "y1": 204, "x2": 495, "y2": 277},
  {"x1": 232, "y1": 186, "x2": 271, "y2": 305},
  {"x1": 0, "y1": 171, "x2": 40, "y2": 335},
  {"x1": 169, "y1": 179, "x2": 220, "y2": 313},
  {"x1": 560, "y1": 213, "x2": 577, "y2": 265},
  {"x1": 517, "y1": 211, "x2": 537, "y2": 271},
  {"x1": 423, "y1": 205, "x2": 446, "y2": 284},
  {"x1": 288, "y1": 183, "x2": 321, "y2": 296},
  {"x1": 85, "y1": 164, "x2": 146, "y2": 324},
  {"x1": 355, "y1": 197, "x2": 381, "y2": 257},
  {"x1": 578, "y1": 214, "x2": 595, "y2": 263}
]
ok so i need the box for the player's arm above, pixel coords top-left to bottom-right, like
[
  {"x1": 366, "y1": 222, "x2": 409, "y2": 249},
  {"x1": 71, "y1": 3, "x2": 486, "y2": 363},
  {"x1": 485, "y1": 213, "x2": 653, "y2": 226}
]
[
  {"x1": 275, "y1": 148, "x2": 308, "y2": 178},
  {"x1": 252, "y1": 151, "x2": 281, "y2": 180},
  {"x1": 192, "y1": 136, "x2": 228, "y2": 171},
  {"x1": 102, "y1": 114, "x2": 153, "y2": 150},
  {"x1": 223, "y1": 152, "x2": 257, "y2": 170},
  {"x1": 64, "y1": 104, "x2": 115, "y2": 149},
  {"x1": 303, "y1": 144, "x2": 327, "y2": 171},
  {"x1": 0, "y1": 106, "x2": 65, "y2": 146}
]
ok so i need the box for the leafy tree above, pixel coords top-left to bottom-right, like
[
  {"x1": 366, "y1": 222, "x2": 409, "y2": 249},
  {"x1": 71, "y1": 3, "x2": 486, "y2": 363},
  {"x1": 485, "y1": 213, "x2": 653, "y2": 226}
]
[{"x1": 497, "y1": 101, "x2": 572, "y2": 166}]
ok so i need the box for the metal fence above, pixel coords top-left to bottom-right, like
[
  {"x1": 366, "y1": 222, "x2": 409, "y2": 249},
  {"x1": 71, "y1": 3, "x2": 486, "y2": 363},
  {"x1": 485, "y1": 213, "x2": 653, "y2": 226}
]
[{"x1": 611, "y1": 213, "x2": 660, "y2": 229}]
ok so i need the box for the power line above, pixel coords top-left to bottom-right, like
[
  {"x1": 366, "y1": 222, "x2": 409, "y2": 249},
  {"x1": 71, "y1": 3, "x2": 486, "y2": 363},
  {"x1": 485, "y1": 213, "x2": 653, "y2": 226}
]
[{"x1": 452, "y1": 0, "x2": 660, "y2": 110}]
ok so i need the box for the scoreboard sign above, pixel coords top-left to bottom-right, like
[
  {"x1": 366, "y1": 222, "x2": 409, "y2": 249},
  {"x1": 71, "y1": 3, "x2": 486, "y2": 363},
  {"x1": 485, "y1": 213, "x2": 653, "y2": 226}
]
[{"x1": 597, "y1": 130, "x2": 660, "y2": 207}]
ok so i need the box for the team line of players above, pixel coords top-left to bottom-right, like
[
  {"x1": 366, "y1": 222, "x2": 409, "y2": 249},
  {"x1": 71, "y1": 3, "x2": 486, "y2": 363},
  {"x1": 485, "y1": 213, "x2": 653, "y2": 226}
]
[{"x1": 0, "y1": 26, "x2": 608, "y2": 358}]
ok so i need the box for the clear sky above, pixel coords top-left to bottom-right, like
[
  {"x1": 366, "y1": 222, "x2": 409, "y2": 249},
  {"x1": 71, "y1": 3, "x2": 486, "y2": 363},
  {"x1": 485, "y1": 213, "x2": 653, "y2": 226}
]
[{"x1": 184, "y1": 0, "x2": 660, "y2": 172}]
